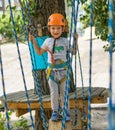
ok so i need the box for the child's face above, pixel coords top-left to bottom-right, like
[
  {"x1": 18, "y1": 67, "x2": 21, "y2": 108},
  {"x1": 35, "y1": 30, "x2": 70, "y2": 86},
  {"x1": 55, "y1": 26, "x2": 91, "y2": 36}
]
[{"x1": 49, "y1": 25, "x2": 63, "y2": 39}]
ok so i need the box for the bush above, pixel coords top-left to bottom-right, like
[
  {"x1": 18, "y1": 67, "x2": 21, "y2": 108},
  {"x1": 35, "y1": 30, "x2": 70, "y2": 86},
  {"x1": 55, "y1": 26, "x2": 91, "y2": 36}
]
[
  {"x1": 0, "y1": 104, "x2": 29, "y2": 130},
  {"x1": 0, "y1": 8, "x2": 26, "y2": 42}
]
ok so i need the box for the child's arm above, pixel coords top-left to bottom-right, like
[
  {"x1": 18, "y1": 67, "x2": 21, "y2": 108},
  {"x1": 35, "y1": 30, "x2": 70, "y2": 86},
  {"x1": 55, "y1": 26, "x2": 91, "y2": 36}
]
[
  {"x1": 29, "y1": 34, "x2": 46, "y2": 55},
  {"x1": 74, "y1": 33, "x2": 78, "y2": 52}
]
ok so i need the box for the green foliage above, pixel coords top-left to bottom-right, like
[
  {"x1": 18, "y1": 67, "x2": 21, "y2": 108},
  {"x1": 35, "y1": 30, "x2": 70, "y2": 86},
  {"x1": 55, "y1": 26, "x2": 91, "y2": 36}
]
[
  {"x1": 66, "y1": 0, "x2": 72, "y2": 6},
  {"x1": 0, "y1": 14, "x2": 13, "y2": 39},
  {"x1": 80, "y1": 0, "x2": 108, "y2": 40},
  {"x1": 0, "y1": 111, "x2": 13, "y2": 130},
  {"x1": 0, "y1": 6, "x2": 26, "y2": 42},
  {"x1": 80, "y1": 0, "x2": 115, "y2": 52},
  {"x1": 0, "y1": 112, "x2": 7, "y2": 130},
  {"x1": 19, "y1": 0, "x2": 37, "y2": 17},
  {"x1": 14, "y1": 116, "x2": 29, "y2": 130},
  {"x1": 0, "y1": 103, "x2": 29, "y2": 130}
]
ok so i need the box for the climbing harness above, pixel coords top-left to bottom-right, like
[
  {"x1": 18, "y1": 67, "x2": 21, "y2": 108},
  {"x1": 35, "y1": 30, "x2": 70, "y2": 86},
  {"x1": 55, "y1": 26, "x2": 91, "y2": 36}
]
[{"x1": 47, "y1": 60, "x2": 67, "y2": 79}]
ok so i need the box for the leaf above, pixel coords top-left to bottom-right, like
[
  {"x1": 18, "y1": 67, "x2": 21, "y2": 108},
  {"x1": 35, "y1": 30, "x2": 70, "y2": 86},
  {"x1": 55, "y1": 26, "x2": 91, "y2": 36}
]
[
  {"x1": 2, "y1": 14, "x2": 6, "y2": 19},
  {"x1": 11, "y1": 6, "x2": 17, "y2": 10}
]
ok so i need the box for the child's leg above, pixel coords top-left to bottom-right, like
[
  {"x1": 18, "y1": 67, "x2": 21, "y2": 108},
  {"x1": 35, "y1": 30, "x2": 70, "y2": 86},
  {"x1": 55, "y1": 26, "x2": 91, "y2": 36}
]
[
  {"x1": 60, "y1": 80, "x2": 70, "y2": 111},
  {"x1": 48, "y1": 78, "x2": 59, "y2": 112},
  {"x1": 60, "y1": 80, "x2": 71, "y2": 121}
]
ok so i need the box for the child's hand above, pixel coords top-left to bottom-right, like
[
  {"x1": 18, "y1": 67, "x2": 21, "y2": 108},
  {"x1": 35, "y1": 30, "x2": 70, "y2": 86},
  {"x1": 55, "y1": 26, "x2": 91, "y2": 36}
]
[
  {"x1": 72, "y1": 33, "x2": 78, "y2": 54},
  {"x1": 29, "y1": 33, "x2": 34, "y2": 42},
  {"x1": 75, "y1": 33, "x2": 78, "y2": 40},
  {"x1": 44, "y1": 46, "x2": 55, "y2": 65}
]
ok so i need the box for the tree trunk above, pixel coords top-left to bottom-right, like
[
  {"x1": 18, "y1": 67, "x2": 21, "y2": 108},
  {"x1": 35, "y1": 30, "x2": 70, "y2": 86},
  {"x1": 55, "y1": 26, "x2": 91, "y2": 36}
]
[{"x1": 33, "y1": 1, "x2": 67, "y2": 130}]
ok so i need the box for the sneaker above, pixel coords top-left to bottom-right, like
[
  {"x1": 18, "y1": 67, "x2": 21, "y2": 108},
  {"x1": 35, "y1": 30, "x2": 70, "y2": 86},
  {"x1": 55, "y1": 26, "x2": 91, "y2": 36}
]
[
  {"x1": 66, "y1": 113, "x2": 71, "y2": 121},
  {"x1": 50, "y1": 111, "x2": 59, "y2": 121}
]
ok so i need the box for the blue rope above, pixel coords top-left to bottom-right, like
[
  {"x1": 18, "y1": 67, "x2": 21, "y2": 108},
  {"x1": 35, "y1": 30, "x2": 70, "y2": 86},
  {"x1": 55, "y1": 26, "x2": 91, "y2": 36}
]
[
  {"x1": 22, "y1": 0, "x2": 48, "y2": 129},
  {"x1": 32, "y1": 70, "x2": 48, "y2": 130},
  {"x1": 20, "y1": 2, "x2": 34, "y2": 69},
  {"x1": 61, "y1": 1, "x2": 85, "y2": 129},
  {"x1": 0, "y1": 47, "x2": 10, "y2": 130},
  {"x1": 73, "y1": 0, "x2": 77, "y2": 86},
  {"x1": 71, "y1": 0, "x2": 79, "y2": 126},
  {"x1": 108, "y1": 0, "x2": 115, "y2": 130},
  {"x1": 69, "y1": 0, "x2": 86, "y2": 127},
  {"x1": 20, "y1": 2, "x2": 48, "y2": 130},
  {"x1": 77, "y1": 48, "x2": 86, "y2": 116},
  {"x1": 7, "y1": 0, "x2": 35, "y2": 129},
  {"x1": 20, "y1": 0, "x2": 40, "y2": 70},
  {"x1": 87, "y1": 0, "x2": 93, "y2": 130},
  {"x1": 23, "y1": 0, "x2": 48, "y2": 68},
  {"x1": 61, "y1": 2, "x2": 76, "y2": 128},
  {"x1": 32, "y1": 38, "x2": 48, "y2": 130},
  {"x1": 61, "y1": 63, "x2": 71, "y2": 130}
]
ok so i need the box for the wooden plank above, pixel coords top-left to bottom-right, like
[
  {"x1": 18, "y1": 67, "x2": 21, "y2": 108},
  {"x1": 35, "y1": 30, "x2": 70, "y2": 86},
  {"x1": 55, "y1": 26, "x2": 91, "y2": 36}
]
[
  {"x1": 0, "y1": 87, "x2": 108, "y2": 117},
  {"x1": 91, "y1": 96, "x2": 107, "y2": 104},
  {"x1": 75, "y1": 109, "x2": 83, "y2": 130},
  {"x1": 3, "y1": 101, "x2": 51, "y2": 109},
  {"x1": 100, "y1": 89, "x2": 109, "y2": 97},
  {"x1": 15, "y1": 109, "x2": 28, "y2": 117},
  {"x1": 1, "y1": 95, "x2": 107, "y2": 110},
  {"x1": 1, "y1": 95, "x2": 107, "y2": 117},
  {"x1": 1, "y1": 90, "x2": 50, "y2": 102},
  {"x1": 0, "y1": 87, "x2": 108, "y2": 102},
  {"x1": 48, "y1": 120, "x2": 72, "y2": 130},
  {"x1": 5, "y1": 91, "x2": 26, "y2": 101},
  {"x1": 91, "y1": 87, "x2": 104, "y2": 97}
]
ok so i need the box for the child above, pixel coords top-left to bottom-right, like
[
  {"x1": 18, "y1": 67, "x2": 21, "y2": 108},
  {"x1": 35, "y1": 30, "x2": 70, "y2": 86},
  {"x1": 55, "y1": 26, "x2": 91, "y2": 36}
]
[{"x1": 29, "y1": 13, "x2": 78, "y2": 121}]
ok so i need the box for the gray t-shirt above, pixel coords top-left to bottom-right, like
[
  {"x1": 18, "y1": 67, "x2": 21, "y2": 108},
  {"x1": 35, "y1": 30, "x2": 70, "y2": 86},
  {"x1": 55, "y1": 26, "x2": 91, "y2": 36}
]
[{"x1": 41, "y1": 37, "x2": 69, "y2": 64}]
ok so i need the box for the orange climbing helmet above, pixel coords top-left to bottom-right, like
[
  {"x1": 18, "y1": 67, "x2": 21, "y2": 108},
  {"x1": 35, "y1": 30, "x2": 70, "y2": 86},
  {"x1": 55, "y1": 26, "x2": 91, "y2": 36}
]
[{"x1": 48, "y1": 13, "x2": 65, "y2": 26}]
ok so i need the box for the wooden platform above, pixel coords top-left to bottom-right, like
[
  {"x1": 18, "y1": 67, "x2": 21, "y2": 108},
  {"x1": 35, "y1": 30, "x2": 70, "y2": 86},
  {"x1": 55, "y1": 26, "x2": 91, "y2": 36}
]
[
  {"x1": 0, "y1": 87, "x2": 108, "y2": 117},
  {"x1": 0, "y1": 87, "x2": 109, "y2": 129},
  {"x1": 48, "y1": 120, "x2": 72, "y2": 130}
]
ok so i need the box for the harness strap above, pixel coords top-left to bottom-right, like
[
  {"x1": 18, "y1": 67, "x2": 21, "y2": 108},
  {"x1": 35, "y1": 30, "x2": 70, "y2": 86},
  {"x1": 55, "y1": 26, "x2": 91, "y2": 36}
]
[
  {"x1": 59, "y1": 76, "x2": 66, "y2": 84},
  {"x1": 49, "y1": 74, "x2": 66, "y2": 84},
  {"x1": 47, "y1": 60, "x2": 67, "y2": 78},
  {"x1": 48, "y1": 61, "x2": 67, "y2": 69}
]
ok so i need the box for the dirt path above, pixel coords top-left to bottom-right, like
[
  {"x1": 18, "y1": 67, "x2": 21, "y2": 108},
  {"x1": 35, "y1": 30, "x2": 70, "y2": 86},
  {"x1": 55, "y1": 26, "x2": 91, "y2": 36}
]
[{"x1": 91, "y1": 108, "x2": 108, "y2": 130}]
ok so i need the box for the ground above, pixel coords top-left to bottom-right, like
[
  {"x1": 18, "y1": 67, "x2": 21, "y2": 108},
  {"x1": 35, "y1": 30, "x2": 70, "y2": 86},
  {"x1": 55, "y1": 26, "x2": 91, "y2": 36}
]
[
  {"x1": 8, "y1": 108, "x2": 108, "y2": 130},
  {"x1": 91, "y1": 108, "x2": 108, "y2": 130}
]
